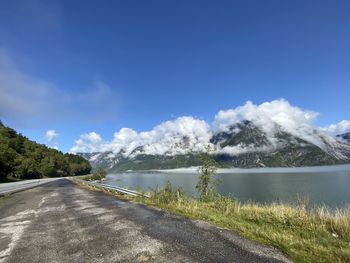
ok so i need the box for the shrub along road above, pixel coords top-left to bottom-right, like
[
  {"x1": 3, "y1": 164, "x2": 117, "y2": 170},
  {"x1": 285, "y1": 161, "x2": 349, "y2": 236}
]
[{"x1": 0, "y1": 179, "x2": 291, "y2": 263}]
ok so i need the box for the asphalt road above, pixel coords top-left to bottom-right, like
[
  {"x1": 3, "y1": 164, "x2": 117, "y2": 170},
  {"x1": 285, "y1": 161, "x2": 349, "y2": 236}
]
[
  {"x1": 0, "y1": 178, "x2": 61, "y2": 196},
  {"x1": 0, "y1": 179, "x2": 292, "y2": 263}
]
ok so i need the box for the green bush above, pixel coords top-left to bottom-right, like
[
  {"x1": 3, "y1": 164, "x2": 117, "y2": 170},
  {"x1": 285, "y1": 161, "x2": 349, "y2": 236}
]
[
  {"x1": 150, "y1": 181, "x2": 184, "y2": 204},
  {"x1": 83, "y1": 167, "x2": 106, "y2": 181}
]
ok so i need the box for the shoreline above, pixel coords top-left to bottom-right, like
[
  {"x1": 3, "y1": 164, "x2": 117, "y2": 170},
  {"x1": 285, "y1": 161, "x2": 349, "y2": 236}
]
[{"x1": 120, "y1": 163, "x2": 350, "y2": 174}]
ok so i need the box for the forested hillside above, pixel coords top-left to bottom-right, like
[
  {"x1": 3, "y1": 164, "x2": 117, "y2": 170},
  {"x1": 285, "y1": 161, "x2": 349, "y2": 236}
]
[{"x1": 0, "y1": 121, "x2": 91, "y2": 180}]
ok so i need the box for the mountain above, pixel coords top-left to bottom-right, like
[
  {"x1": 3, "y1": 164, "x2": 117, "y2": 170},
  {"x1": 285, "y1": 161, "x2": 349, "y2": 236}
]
[
  {"x1": 78, "y1": 120, "x2": 350, "y2": 172},
  {"x1": 212, "y1": 121, "x2": 350, "y2": 168},
  {"x1": 336, "y1": 132, "x2": 350, "y2": 144},
  {"x1": 78, "y1": 151, "x2": 202, "y2": 172},
  {"x1": 0, "y1": 121, "x2": 91, "y2": 180}
]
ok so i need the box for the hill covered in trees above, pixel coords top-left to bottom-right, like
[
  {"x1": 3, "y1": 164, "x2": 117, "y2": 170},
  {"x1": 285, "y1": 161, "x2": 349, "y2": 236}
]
[{"x1": 0, "y1": 121, "x2": 91, "y2": 180}]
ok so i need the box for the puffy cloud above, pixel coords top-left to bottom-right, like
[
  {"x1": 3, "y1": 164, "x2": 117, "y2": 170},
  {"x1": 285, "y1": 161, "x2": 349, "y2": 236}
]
[
  {"x1": 321, "y1": 120, "x2": 350, "y2": 135},
  {"x1": 45, "y1": 130, "x2": 59, "y2": 143},
  {"x1": 70, "y1": 132, "x2": 103, "y2": 153},
  {"x1": 70, "y1": 99, "x2": 348, "y2": 156},
  {"x1": 214, "y1": 99, "x2": 319, "y2": 132},
  {"x1": 107, "y1": 128, "x2": 142, "y2": 156},
  {"x1": 45, "y1": 129, "x2": 59, "y2": 150},
  {"x1": 139, "y1": 117, "x2": 211, "y2": 156},
  {"x1": 213, "y1": 99, "x2": 323, "y2": 148},
  {"x1": 70, "y1": 117, "x2": 212, "y2": 156},
  {"x1": 82, "y1": 132, "x2": 102, "y2": 144}
]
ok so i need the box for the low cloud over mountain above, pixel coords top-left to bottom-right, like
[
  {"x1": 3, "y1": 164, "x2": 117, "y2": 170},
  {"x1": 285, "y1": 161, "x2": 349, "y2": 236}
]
[
  {"x1": 321, "y1": 120, "x2": 350, "y2": 135},
  {"x1": 71, "y1": 117, "x2": 211, "y2": 156},
  {"x1": 71, "y1": 99, "x2": 350, "y2": 161}
]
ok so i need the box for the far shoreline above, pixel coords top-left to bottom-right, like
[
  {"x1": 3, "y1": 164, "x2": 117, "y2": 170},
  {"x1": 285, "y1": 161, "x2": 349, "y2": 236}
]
[{"x1": 114, "y1": 163, "x2": 350, "y2": 174}]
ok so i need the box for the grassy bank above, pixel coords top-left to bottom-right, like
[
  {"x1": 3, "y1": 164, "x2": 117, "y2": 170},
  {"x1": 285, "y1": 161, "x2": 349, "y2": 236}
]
[{"x1": 74, "y1": 180, "x2": 350, "y2": 263}]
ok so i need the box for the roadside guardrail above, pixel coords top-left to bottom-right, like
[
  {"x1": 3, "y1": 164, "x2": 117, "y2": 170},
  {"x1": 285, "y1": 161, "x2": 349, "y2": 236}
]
[{"x1": 74, "y1": 179, "x2": 149, "y2": 198}]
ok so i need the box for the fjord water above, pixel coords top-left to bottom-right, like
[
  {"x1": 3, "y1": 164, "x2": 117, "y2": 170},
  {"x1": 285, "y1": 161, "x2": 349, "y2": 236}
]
[{"x1": 105, "y1": 164, "x2": 350, "y2": 208}]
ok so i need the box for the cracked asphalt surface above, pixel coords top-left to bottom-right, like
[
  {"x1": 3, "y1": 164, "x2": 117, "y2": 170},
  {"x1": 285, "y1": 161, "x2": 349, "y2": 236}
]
[{"x1": 0, "y1": 179, "x2": 292, "y2": 263}]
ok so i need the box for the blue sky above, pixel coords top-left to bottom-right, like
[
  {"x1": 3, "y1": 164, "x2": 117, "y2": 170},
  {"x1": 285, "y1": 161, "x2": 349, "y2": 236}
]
[{"x1": 0, "y1": 0, "x2": 350, "y2": 152}]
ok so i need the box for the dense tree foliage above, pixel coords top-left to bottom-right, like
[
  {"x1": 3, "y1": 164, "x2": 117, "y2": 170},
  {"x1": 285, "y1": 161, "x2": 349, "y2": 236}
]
[{"x1": 0, "y1": 121, "x2": 91, "y2": 180}]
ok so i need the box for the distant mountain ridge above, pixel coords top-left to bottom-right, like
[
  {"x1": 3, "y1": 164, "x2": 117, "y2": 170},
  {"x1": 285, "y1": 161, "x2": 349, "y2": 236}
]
[{"x1": 78, "y1": 120, "x2": 350, "y2": 172}]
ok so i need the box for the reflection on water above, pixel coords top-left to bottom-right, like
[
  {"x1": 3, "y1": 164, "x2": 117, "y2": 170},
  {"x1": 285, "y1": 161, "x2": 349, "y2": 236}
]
[{"x1": 105, "y1": 164, "x2": 350, "y2": 208}]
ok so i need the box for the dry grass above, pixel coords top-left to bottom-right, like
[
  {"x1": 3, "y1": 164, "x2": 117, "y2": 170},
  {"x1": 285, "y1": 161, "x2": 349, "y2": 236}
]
[
  {"x1": 73, "y1": 179, "x2": 350, "y2": 263},
  {"x1": 144, "y1": 192, "x2": 350, "y2": 263}
]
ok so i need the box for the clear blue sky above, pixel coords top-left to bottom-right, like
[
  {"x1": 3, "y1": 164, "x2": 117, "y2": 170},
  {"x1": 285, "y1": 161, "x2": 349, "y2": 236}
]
[{"x1": 0, "y1": 0, "x2": 349, "y2": 152}]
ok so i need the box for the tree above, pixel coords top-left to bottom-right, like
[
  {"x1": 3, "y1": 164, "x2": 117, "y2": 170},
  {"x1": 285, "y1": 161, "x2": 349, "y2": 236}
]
[
  {"x1": 65, "y1": 153, "x2": 91, "y2": 175},
  {"x1": 196, "y1": 145, "x2": 218, "y2": 202},
  {"x1": 0, "y1": 143, "x2": 17, "y2": 179},
  {"x1": 0, "y1": 120, "x2": 91, "y2": 180},
  {"x1": 15, "y1": 157, "x2": 40, "y2": 179},
  {"x1": 39, "y1": 156, "x2": 57, "y2": 177},
  {"x1": 93, "y1": 167, "x2": 106, "y2": 181}
]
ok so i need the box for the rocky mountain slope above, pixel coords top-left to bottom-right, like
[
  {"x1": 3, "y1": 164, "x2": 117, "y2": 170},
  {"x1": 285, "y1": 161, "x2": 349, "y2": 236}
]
[
  {"x1": 78, "y1": 120, "x2": 350, "y2": 172},
  {"x1": 336, "y1": 132, "x2": 350, "y2": 144}
]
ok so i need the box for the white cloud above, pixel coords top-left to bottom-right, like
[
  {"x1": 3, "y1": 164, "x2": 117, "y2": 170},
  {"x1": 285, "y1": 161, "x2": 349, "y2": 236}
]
[
  {"x1": 70, "y1": 117, "x2": 212, "y2": 155},
  {"x1": 70, "y1": 132, "x2": 103, "y2": 153},
  {"x1": 45, "y1": 130, "x2": 59, "y2": 142},
  {"x1": 139, "y1": 116, "x2": 212, "y2": 156},
  {"x1": 109, "y1": 128, "x2": 142, "y2": 156},
  {"x1": 213, "y1": 99, "x2": 323, "y2": 148},
  {"x1": 82, "y1": 132, "x2": 102, "y2": 144},
  {"x1": 217, "y1": 144, "x2": 272, "y2": 156},
  {"x1": 213, "y1": 99, "x2": 319, "y2": 132},
  {"x1": 70, "y1": 99, "x2": 348, "y2": 156},
  {"x1": 44, "y1": 129, "x2": 59, "y2": 150},
  {"x1": 321, "y1": 120, "x2": 350, "y2": 135}
]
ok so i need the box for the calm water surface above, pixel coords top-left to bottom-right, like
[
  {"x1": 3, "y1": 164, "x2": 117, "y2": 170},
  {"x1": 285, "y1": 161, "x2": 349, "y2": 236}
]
[{"x1": 105, "y1": 164, "x2": 350, "y2": 208}]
